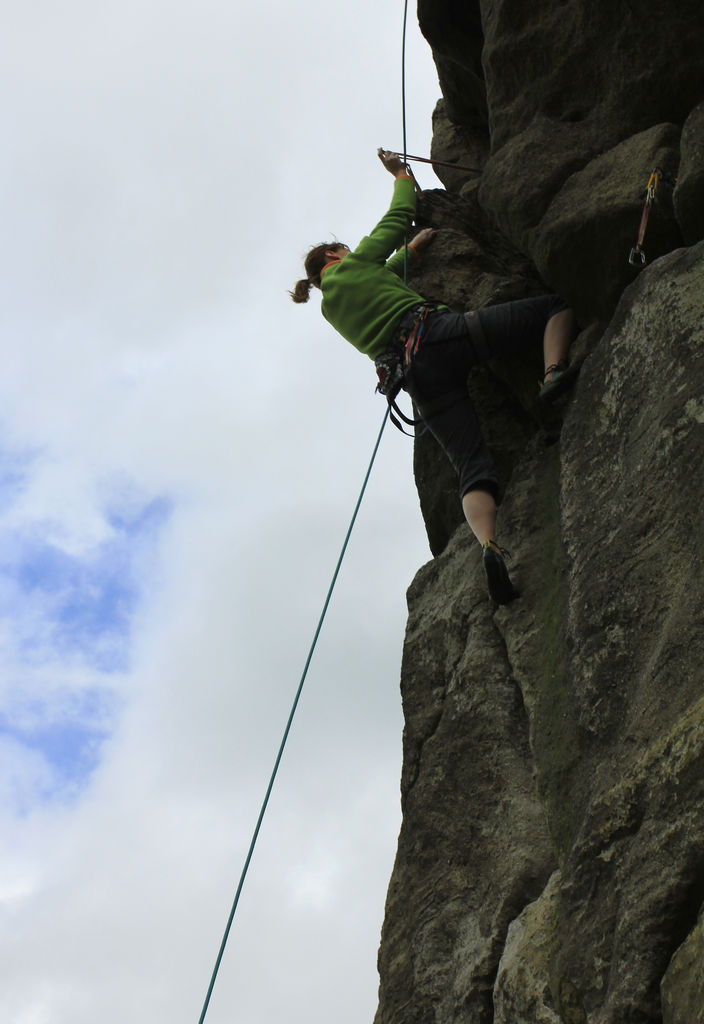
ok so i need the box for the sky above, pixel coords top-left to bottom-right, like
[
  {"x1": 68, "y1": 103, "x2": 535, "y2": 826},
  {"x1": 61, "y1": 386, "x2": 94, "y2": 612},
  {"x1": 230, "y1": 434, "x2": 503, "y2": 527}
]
[{"x1": 0, "y1": 3, "x2": 443, "y2": 1023}]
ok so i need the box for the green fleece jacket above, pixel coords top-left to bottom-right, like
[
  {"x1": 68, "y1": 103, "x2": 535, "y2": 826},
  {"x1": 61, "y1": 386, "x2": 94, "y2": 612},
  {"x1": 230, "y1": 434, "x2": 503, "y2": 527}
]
[{"x1": 320, "y1": 176, "x2": 428, "y2": 360}]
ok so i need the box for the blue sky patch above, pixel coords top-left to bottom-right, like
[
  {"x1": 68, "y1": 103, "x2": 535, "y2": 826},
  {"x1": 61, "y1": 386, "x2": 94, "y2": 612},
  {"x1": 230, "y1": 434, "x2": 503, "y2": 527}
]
[
  {"x1": 5, "y1": 493, "x2": 173, "y2": 673},
  {"x1": 105, "y1": 494, "x2": 173, "y2": 537},
  {"x1": 0, "y1": 444, "x2": 34, "y2": 514},
  {"x1": 15, "y1": 536, "x2": 136, "y2": 672},
  {"x1": 0, "y1": 474, "x2": 173, "y2": 807},
  {"x1": 0, "y1": 688, "x2": 117, "y2": 809},
  {"x1": 1, "y1": 689, "x2": 114, "y2": 778}
]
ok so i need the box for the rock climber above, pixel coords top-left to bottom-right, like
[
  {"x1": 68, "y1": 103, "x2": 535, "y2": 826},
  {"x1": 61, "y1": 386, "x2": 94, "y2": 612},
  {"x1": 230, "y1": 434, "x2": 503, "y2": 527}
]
[{"x1": 290, "y1": 149, "x2": 578, "y2": 604}]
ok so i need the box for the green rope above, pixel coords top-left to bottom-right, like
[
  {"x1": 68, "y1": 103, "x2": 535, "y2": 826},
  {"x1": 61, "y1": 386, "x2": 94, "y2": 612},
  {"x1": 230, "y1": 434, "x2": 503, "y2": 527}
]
[
  {"x1": 197, "y1": 3, "x2": 411, "y2": 1018},
  {"x1": 196, "y1": 407, "x2": 390, "y2": 1024},
  {"x1": 402, "y1": 0, "x2": 410, "y2": 284},
  {"x1": 401, "y1": 0, "x2": 409, "y2": 164}
]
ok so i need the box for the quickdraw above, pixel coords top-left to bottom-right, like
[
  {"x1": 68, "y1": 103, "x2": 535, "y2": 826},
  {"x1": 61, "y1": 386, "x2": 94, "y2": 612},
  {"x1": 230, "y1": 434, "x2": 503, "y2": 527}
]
[
  {"x1": 628, "y1": 166, "x2": 676, "y2": 266},
  {"x1": 388, "y1": 150, "x2": 482, "y2": 176},
  {"x1": 403, "y1": 306, "x2": 431, "y2": 366}
]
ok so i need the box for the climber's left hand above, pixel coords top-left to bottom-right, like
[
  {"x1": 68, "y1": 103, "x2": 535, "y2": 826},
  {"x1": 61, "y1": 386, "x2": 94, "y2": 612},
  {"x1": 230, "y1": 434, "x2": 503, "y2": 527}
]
[{"x1": 409, "y1": 228, "x2": 437, "y2": 253}]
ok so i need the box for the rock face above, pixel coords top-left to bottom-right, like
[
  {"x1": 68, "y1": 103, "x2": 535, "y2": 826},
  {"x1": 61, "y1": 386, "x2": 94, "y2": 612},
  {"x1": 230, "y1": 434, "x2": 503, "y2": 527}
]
[{"x1": 373, "y1": 3, "x2": 704, "y2": 1022}]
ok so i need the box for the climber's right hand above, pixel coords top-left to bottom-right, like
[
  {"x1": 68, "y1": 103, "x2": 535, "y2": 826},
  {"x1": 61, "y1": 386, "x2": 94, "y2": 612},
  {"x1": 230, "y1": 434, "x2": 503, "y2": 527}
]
[{"x1": 378, "y1": 148, "x2": 408, "y2": 177}]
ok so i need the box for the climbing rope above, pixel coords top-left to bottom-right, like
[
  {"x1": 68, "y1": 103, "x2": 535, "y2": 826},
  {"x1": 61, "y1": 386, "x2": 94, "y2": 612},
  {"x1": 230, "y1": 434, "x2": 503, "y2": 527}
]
[
  {"x1": 196, "y1": 408, "x2": 389, "y2": 1024},
  {"x1": 196, "y1": 5, "x2": 412, "y2": 1020},
  {"x1": 401, "y1": 0, "x2": 410, "y2": 284},
  {"x1": 394, "y1": 151, "x2": 482, "y2": 176}
]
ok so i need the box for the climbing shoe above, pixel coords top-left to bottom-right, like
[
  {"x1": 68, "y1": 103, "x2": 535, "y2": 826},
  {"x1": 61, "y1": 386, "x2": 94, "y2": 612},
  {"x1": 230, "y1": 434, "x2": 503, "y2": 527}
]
[
  {"x1": 482, "y1": 540, "x2": 518, "y2": 605},
  {"x1": 539, "y1": 360, "x2": 581, "y2": 402}
]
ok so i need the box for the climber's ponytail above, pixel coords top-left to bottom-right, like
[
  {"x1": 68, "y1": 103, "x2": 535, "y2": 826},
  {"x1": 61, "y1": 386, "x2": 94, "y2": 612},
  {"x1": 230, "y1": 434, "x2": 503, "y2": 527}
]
[
  {"x1": 289, "y1": 241, "x2": 346, "y2": 303},
  {"x1": 291, "y1": 278, "x2": 313, "y2": 303}
]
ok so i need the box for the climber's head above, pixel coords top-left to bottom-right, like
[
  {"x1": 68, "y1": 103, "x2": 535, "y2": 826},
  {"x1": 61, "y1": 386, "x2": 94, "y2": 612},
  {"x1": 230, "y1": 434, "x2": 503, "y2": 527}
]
[{"x1": 290, "y1": 243, "x2": 350, "y2": 303}]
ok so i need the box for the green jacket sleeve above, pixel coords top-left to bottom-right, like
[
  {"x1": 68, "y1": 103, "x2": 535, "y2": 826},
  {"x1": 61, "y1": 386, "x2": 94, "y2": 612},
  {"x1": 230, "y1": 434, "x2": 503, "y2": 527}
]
[
  {"x1": 385, "y1": 245, "x2": 417, "y2": 279},
  {"x1": 353, "y1": 176, "x2": 417, "y2": 266}
]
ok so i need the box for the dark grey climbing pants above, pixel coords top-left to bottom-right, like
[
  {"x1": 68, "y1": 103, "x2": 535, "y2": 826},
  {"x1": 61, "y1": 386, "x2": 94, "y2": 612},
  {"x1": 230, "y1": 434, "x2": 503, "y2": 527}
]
[{"x1": 403, "y1": 293, "x2": 569, "y2": 500}]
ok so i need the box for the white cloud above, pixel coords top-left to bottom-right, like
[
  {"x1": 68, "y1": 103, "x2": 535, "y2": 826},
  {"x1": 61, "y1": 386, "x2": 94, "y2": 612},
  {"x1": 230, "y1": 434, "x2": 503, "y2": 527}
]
[{"x1": 0, "y1": 1, "x2": 441, "y2": 1021}]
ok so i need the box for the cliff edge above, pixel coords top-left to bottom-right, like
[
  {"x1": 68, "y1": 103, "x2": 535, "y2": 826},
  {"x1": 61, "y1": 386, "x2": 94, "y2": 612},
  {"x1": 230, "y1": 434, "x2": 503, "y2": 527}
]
[{"x1": 374, "y1": 3, "x2": 704, "y2": 1022}]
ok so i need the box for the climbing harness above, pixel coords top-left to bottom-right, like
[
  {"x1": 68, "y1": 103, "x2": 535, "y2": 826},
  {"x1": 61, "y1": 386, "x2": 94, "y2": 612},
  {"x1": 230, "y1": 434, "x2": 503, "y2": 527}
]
[
  {"x1": 375, "y1": 307, "x2": 472, "y2": 437},
  {"x1": 375, "y1": 305, "x2": 436, "y2": 436},
  {"x1": 628, "y1": 166, "x2": 676, "y2": 266},
  {"x1": 374, "y1": 349, "x2": 406, "y2": 407}
]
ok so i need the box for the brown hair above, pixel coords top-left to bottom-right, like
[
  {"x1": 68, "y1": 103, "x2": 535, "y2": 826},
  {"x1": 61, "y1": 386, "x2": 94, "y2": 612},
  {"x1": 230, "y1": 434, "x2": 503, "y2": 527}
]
[{"x1": 290, "y1": 242, "x2": 344, "y2": 303}]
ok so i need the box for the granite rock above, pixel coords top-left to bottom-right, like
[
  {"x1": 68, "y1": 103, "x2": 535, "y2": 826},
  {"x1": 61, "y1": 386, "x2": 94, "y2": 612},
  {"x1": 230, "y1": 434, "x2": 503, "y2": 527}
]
[
  {"x1": 674, "y1": 101, "x2": 704, "y2": 247},
  {"x1": 372, "y1": 3, "x2": 704, "y2": 1021}
]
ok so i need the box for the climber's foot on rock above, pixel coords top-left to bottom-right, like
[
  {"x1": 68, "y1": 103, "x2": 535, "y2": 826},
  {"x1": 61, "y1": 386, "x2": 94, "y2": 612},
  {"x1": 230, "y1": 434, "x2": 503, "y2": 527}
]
[
  {"x1": 482, "y1": 540, "x2": 518, "y2": 605},
  {"x1": 539, "y1": 360, "x2": 582, "y2": 402}
]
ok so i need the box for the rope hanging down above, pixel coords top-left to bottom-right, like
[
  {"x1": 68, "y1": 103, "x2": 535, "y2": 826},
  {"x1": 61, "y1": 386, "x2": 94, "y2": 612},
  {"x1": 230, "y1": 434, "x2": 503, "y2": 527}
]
[
  {"x1": 196, "y1": 408, "x2": 390, "y2": 1024},
  {"x1": 401, "y1": 0, "x2": 410, "y2": 283},
  {"x1": 196, "y1": 3, "x2": 411, "y2": 1020}
]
